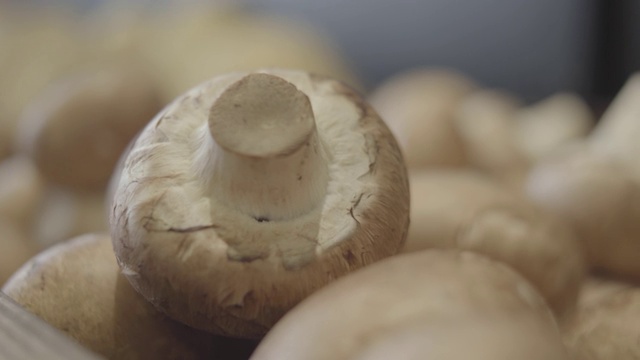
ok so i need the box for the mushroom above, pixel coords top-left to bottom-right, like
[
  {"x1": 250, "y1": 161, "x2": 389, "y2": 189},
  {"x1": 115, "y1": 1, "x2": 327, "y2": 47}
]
[
  {"x1": 110, "y1": 70, "x2": 410, "y2": 338},
  {"x1": 563, "y1": 277, "x2": 640, "y2": 359},
  {"x1": 352, "y1": 314, "x2": 569, "y2": 360},
  {"x1": 526, "y1": 147, "x2": 640, "y2": 278},
  {"x1": 515, "y1": 93, "x2": 594, "y2": 162},
  {"x1": 368, "y1": 68, "x2": 474, "y2": 169},
  {"x1": 404, "y1": 170, "x2": 585, "y2": 316},
  {"x1": 251, "y1": 250, "x2": 565, "y2": 360},
  {"x1": 454, "y1": 90, "x2": 530, "y2": 191},
  {"x1": 0, "y1": 155, "x2": 45, "y2": 229},
  {"x1": 16, "y1": 66, "x2": 162, "y2": 190},
  {"x1": 590, "y1": 73, "x2": 640, "y2": 178},
  {"x1": 2, "y1": 233, "x2": 218, "y2": 359},
  {"x1": 0, "y1": 219, "x2": 35, "y2": 286},
  {"x1": 30, "y1": 186, "x2": 107, "y2": 250}
]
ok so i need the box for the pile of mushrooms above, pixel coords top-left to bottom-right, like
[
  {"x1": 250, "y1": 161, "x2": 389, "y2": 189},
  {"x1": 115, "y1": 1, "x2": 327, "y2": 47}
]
[{"x1": 2, "y1": 6, "x2": 640, "y2": 355}]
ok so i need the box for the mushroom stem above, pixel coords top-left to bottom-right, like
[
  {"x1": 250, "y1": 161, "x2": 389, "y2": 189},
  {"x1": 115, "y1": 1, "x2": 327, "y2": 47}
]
[{"x1": 206, "y1": 73, "x2": 329, "y2": 221}]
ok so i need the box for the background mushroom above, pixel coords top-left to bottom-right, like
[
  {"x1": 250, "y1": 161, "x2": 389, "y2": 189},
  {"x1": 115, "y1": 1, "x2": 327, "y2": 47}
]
[
  {"x1": 0, "y1": 155, "x2": 44, "y2": 230},
  {"x1": 404, "y1": 170, "x2": 585, "y2": 316},
  {"x1": 3, "y1": 233, "x2": 219, "y2": 359},
  {"x1": 514, "y1": 93, "x2": 594, "y2": 162},
  {"x1": 110, "y1": 69, "x2": 410, "y2": 338},
  {"x1": 0, "y1": 219, "x2": 35, "y2": 286},
  {"x1": 368, "y1": 68, "x2": 474, "y2": 170},
  {"x1": 16, "y1": 66, "x2": 162, "y2": 191},
  {"x1": 453, "y1": 90, "x2": 530, "y2": 192},
  {"x1": 251, "y1": 250, "x2": 566, "y2": 360},
  {"x1": 526, "y1": 147, "x2": 640, "y2": 278}
]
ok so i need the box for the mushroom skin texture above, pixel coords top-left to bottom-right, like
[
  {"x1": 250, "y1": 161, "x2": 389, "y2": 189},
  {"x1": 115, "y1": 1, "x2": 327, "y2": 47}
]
[
  {"x1": 2, "y1": 233, "x2": 216, "y2": 360},
  {"x1": 0, "y1": 219, "x2": 35, "y2": 286},
  {"x1": 250, "y1": 250, "x2": 560, "y2": 360},
  {"x1": 404, "y1": 170, "x2": 585, "y2": 317},
  {"x1": 17, "y1": 67, "x2": 162, "y2": 190},
  {"x1": 563, "y1": 278, "x2": 640, "y2": 360},
  {"x1": 454, "y1": 90, "x2": 530, "y2": 191},
  {"x1": 526, "y1": 147, "x2": 640, "y2": 278},
  {"x1": 515, "y1": 93, "x2": 594, "y2": 162},
  {"x1": 368, "y1": 68, "x2": 474, "y2": 169},
  {"x1": 352, "y1": 315, "x2": 569, "y2": 360},
  {"x1": 110, "y1": 70, "x2": 410, "y2": 338},
  {"x1": 0, "y1": 155, "x2": 45, "y2": 229}
]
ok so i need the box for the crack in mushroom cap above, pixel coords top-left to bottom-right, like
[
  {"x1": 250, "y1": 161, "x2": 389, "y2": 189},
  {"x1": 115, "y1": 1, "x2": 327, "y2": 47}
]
[{"x1": 110, "y1": 69, "x2": 409, "y2": 337}]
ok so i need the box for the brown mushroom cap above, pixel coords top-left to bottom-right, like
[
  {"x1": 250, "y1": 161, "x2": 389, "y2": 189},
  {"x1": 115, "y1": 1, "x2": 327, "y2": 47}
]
[
  {"x1": 17, "y1": 67, "x2": 161, "y2": 190},
  {"x1": 368, "y1": 68, "x2": 474, "y2": 169},
  {"x1": 2, "y1": 233, "x2": 217, "y2": 359},
  {"x1": 352, "y1": 314, "x2": 569, "y2": 360},
  {"x1": 563, "y1": 278, "x2": 640, "y2": 360},
  {"x1": 404, "y1": 170, "x2": 585, "y2": 316},
  {"x1": 110, "y1": 69, "x2": 410, "y2": 337},
  {"x1": 526, "y1": 148, "x2": 640, "y2": 278},
  {"x1": 0, "y1": 155, "x2": 45, "y2": 229},
  {"x1": 0, "y1": 219, "x2": 35, "y2": 286},
  {"x1": 251, "y1": 250, "x2": 559, "y2": 360}
]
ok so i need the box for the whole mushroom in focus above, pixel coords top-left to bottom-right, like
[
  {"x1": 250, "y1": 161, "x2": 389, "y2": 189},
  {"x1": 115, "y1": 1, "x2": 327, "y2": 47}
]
[{"x1": 110, "y1": 69, "x2": 410, "y2": 338}]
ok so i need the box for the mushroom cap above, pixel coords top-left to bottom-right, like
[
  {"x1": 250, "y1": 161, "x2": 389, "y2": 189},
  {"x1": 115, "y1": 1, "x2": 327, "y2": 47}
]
[
  {"x1": 404, "y1": 170, "x2": 585, "y2": 316},
  {"x1": 0, "y1": 219, "x2": 34, "y2": 286},
  {"x1": 368, "y1": 68, "x2": 474, "y2": 169},
  {"x1": 251, "y1": 250, "x2": 558, "y2": 360},
  {"x1": 0, "y1": 155, "x2": 45, "y2": 228},
  {"x1": 2, "y1": 233, "x2": 216, "y2": 360},
  {"x1": 17, "y1": 67, "x2": 161, "y2": 190},
  {"x1": 526, "y1": 148, "x2": 640, "y2": 278},
  {"x1": 352, "y1": 314, "x2": 569, "y2": 360},
  {"x1": 563, "y1": 278, "x2": 640, "y2": 360},
  {"x1": 110, "y1": 69, "x2": 410, "y2": 337}
]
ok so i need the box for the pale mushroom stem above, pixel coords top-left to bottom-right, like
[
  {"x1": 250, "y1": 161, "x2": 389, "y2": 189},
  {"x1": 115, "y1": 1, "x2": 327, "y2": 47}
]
[{"x1": 206, "y1": 73, "x2": 329, "y2": 221}]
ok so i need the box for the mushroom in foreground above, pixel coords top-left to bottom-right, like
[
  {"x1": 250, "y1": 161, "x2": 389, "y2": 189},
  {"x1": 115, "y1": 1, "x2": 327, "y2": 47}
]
[
  {"x1": 251, "y1": 250, "x2": 565, "y2": 360},
  {"x1": 2, "y1": 234, "x2": 221, "y2": 360},
  {"x1": 353, "y1": 314, "x2": 569, "y2": 360},
  {"x1": 368, "y1": 68, "x2": 474, "y2": 169},
  {"x1": 563, "y1": 277, "x2": 640, "y2": 359},
  {"x1": 16, "y1": 66, "x2": 161, "y2": 190},
  {"x1": 110, "y1": 70, "x2": 410, "y2": 337},
  {"x1": 404, "y1": 170, "x2": 585, "y2": 316}
]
